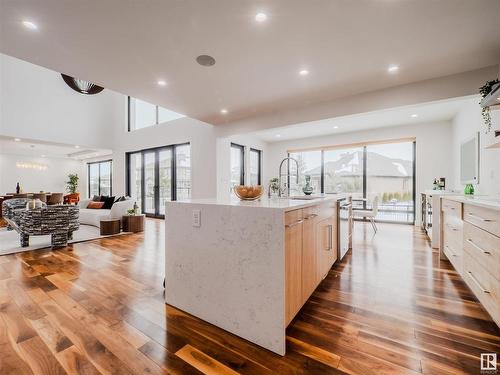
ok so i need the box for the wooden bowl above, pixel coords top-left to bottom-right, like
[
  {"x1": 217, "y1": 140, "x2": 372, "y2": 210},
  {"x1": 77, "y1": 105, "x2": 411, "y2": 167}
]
[{"x1": 233, "y1": 185, "x2": 264, "y2": 201}]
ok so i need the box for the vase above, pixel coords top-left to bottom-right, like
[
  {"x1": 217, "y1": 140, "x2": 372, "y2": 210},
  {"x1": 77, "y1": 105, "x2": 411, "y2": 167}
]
[{"x1": 302, "y1": 175, "x2": 314, "y2": 195}]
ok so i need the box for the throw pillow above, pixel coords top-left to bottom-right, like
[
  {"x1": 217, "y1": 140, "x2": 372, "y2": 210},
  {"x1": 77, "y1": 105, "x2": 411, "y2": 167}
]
[
  {"x1": 87, "y1": 201, "x2": 105, "y2": 209},
  {"x1": 115, "y1": 196, "x2": 125, "y2": 202},
  {"x1": 101, "y1": 196, "x2": 116, "y2": 209},
  {"x1": 92, "y1": 195, "x2": 101, "y2": 201}
]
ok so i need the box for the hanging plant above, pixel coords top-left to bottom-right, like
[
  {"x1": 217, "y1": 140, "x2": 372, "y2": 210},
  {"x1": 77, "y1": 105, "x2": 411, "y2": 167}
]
[{"x1": 479, "y1": 79, "x2": 500, "y2": 133}]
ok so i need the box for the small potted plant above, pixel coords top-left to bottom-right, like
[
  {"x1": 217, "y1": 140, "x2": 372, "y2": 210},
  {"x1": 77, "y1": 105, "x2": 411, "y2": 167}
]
[{"x1": 268, "y1": 177, "x2": 280, "y2": 197}]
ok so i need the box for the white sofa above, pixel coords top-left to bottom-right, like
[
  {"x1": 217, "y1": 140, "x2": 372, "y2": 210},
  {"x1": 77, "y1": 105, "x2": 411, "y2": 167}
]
[{"x1": 78, "y1": 198, "x2": 135, "y2": 227}]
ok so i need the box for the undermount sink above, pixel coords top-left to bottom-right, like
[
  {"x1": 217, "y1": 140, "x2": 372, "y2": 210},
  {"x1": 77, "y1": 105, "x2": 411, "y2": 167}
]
[{"x1": 289, "y1": 195, "x2": 324, "y2": 200}]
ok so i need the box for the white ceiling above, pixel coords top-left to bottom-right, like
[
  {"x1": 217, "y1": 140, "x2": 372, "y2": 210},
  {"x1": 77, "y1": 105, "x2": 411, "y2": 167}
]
[
  {"x1": 0, "y1": 137, "x2": 112, "y2": 160},
  {"x1": 1, "y1": 1, "x2": 499, "y2": 126},
  {"x1": 254, "y1": 96, "x2": 476, "y2": 142}
]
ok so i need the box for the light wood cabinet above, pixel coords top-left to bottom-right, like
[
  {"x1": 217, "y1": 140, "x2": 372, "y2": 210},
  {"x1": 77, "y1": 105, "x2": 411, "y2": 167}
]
[
  {"x1": 285, "y1": 210, "x2": 303, "y2": 326},
  {"x1": 301, "y1": 207, "x2": 318, "y2": 302},
  {"x1": 441, "y1": 198, "x2": 500, "y2": 326},
  {"x1": 285, "y1": 202, "x2": 338, "y2": 326}
]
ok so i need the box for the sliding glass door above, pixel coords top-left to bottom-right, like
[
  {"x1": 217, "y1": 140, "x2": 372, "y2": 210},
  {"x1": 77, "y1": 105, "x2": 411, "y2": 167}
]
[
  {"x1": 366, "y1": 142, "x2": 415, "y2": 223},
  {"x1": 126, "y1": 143, "x2": 190, "y2": 218},
  {"x1": 288, "y1": 140, "x2": 415, "y2": 224}
]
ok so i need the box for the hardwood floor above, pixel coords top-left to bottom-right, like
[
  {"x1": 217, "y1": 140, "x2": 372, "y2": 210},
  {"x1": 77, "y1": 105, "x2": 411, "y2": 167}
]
[{"x1": 0, "y1": 219, "x2": 498, "y2": 374}]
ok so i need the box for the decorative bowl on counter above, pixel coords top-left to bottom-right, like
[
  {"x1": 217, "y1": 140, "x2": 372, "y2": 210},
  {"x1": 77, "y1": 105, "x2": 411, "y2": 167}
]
[{"x1": 233, "y1": 185, "x2": 264, "y2": 201}]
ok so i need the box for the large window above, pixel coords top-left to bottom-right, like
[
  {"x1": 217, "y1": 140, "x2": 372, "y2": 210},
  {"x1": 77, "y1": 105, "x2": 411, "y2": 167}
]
[
  {"x1": 126, "y1": 143, "x2": 191, "y2": 218},
  {"x1": 324, "y1": 147, "x2": 364, "y2": 198},
  {"x1": 249, "y1": 148, "x2": 262, "y2": 185},
  {"x1": 230, "y1": 143, "x2": 245, "y2": 186},
  {"x1": 128, "y1": 97, "x2": 185, "y2": 131},
  {"x1": 88, "y1": 160, "x2": 112, "y2": 197},
  {"x1": 288, "y1": 139, "x2": 415, "y2": 224},
  {"x1": 288, "y1": 150, "x2": 322, "y2": 194}
]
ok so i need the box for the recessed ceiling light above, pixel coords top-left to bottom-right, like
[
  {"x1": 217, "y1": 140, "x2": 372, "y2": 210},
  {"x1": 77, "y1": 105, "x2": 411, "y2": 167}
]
[
  {"x1": 299, "y1": 69, "x2": 309, "y2": 76},
  {"x1": 497, "y1": 97, "x2": 500, "y2": 101},
  {"x1": 22, "y1": 20, "x2": 38, "y2": 30},
  {"x1": 387, "y1": 65, "x2": 399, "y2": 73},
  {"x1": 275, "y1": 134, "x2": 281, "y2": 138},
  {"x1": 220, "y1": 109, "x2": 228, "y2": 114},
  {"x1": 255, "y1": 13, "x2": 267, "y2": 22},
  {"x1": 41, "y1": 155, "x2": 46, "y2": 158},
  {"x1": 333, "y1": 126, "x2": 339, "y2": 129},
  {"x1": 411, "y1": 114, "x2": 418, "y2": 118},
  {"x1": 75, "y1": 145, "x2": 80, "y2": 149},
  {"x1": 14, "y1": 138, "x2": 21, "y2": 142},
  {"x1": 157, "y1": 80, "x2": 167, "y2": 86}
]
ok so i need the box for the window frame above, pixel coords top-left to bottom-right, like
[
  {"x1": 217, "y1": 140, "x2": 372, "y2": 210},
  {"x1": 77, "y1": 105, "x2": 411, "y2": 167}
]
[
  {"x1": 87, "y1": 159, "x2": 113, "y2": 198},
  {"x1": 127, "y1": 96, "x2": 184, "y2": 132},
  {"x1": 230, "y1": 143, "x2": 245, "y2": 186},
  {"x1": 287, "y1": 137, "x2": 416, "y2": 224},
  {"x1": 249, "y1": 148, "x2": 262, "y2": 185},
  {"x1": 125, "y1": 142, "x2": 191, "y2": 218}
]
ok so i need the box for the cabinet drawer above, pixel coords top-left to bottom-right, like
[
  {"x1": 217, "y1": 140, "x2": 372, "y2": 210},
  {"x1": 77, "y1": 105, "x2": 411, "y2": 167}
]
[
  {"x1": 317, "y1": 202, "x2": 336, "y2": 221},
  {"x1": 285, "y1": 209, "x2": 303, "y2": 227},
  {"x1": 442, "y1": 221, "x2": 463, "y2": 273},
  {"x1": 464, "y1": 204, "x2": 500, "y2": 238},
  {"x1": 463, "y1": 253, "x2": 500, "y2": 324},
  {"x1": 464, "y1": 222, "x2": 500, "y2": 281},
  {"x1": 441, "y1": 199, "x2": 462, "y2": 218},
  {"x1": 443, "y1": 242, "x2": 462, "y2": 273},
  {"x1": 302, "y1": 206, "x2": 319, "y2": 222}
]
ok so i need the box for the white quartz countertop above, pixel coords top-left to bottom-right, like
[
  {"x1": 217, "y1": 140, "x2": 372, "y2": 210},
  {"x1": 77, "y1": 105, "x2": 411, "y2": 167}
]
[
  {"x1": 442, "y1": 195, "x2": 500, "y2": 211},
  {"x1": 168, "y1": 194, "x2": 349, "y2": 212}
]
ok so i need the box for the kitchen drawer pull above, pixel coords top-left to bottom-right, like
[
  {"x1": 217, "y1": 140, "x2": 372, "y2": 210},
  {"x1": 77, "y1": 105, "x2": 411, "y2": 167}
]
[
  {"x1": 445, "y1": 223, "x2": 458, "y2": 231},
  {"x1": 304, "y1": 214, "x2": 318, "y2": 220},
  {"x1": 467, "y1": 271, "x2": 490, "y2": 294},
  {"x1": 444, "y1": 245, "x2": 457, "y2": 257},
  {"x1": 467, "y1": 212, "x2": 493, "y2": 222},
  {"x1": 466, "y1": 238, "x2": 491, "y2": 255},
  {"x1": 327, "y1": 224, "x2": 333, "y2": 251},
  {"x1": 285, "y1": 219, "x2": 303, "y2": 228}
]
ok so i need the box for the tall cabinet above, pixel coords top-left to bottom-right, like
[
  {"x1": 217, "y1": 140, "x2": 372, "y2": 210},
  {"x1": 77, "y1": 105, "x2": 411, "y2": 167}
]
[{"x1": 285, "y1": 201, "x2": 338, "y2": 325}]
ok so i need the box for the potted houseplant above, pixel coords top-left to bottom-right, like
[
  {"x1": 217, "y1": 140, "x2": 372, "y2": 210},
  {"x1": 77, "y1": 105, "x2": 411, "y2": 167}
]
[
  {"x1": 479, "y1": 79, "x2": 500, "y2": 133},
  {"x1": 65, "y1": 173, "x2": 80, "y2": 203}
]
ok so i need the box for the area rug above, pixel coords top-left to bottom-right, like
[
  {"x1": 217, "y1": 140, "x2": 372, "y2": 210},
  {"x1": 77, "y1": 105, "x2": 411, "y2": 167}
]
[{"x1": 0, "y1": 224, "x2": 121, "y2": 256}]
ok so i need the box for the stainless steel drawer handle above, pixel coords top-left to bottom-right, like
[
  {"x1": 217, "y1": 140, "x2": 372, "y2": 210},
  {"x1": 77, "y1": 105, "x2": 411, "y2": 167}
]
[
  {"x1": 445, "y1": 245, "x2": 457, "y2": 257},
  {"x1": 304, "y1": 214, "x2": 318, "y2": 220},
  {"x1": 467, "y1": 271, "x2": 490, "y2": 294},
  {"x1": 327, "y1": 224, "x2": 333, "y2": 251},
  {"x1": 466, "y1": 239, "x2": 491, "y2": 255},
  {"x1": 467, "y1": 212, "x2": 493, "y2": 222},
  {"x1": 285, "y1": 219, "x2": 303, "y2": 228}
]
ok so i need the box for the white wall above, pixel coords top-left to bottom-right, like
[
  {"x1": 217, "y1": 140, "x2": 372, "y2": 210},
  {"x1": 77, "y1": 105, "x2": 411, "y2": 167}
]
[
  {"x1": 451, "y1": 97, "x2": 500, "y2": 194},
  {"x1": 0, "y1": 153, "x2": 86, "y2": 194},
  {"x1": 216, "y1": 134, "x2": 269, "y2": 198},
  {"x1": 111, "y1": 117, "x2": 218, "y2": 199},
  {"x1": 264, "y1": 121, "x2": 454, "y2": 224},
  {"x1": 0, "y1": 53, "x2": 124, "y2": 149}
]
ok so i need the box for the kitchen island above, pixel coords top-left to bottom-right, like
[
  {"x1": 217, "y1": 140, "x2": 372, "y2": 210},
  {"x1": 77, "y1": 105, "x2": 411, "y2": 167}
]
[{"x1": 164, "y1": 194, "x2": 349, "y2": 355}]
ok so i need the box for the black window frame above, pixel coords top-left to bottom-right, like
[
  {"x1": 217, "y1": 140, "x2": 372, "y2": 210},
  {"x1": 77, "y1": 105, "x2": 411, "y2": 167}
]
[
  {"x1": 87, "y1": 159, "x2": 113, "y2": 198},
  {"x1": 230, "y1": 143, "x2": 245, "y2": 185},
  {"x1": 125, "y1": 142, "x2": 191, "y2": 218},
  {"x1": 249, "y1": 148, "x2": 262, "y2": 185}
]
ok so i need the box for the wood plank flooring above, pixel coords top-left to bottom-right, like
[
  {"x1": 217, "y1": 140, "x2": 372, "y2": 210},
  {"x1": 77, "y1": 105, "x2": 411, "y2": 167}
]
[{"x1": 0, "y1": 219, "x2": 498, "y2": 374}]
